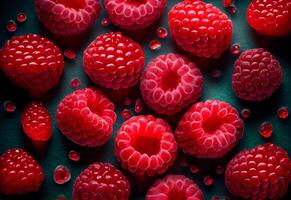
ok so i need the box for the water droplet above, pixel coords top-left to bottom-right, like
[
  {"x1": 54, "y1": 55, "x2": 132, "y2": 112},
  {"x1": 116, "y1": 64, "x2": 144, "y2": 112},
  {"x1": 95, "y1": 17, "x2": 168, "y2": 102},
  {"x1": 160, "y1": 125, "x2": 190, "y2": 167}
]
[
  {"x1": 277, "y1": 107, "x2": 289, "y2": 119},
  {"x1": 190, "y1": 164, "x2": 199, "y2": 174},
  {"x1": 223, "y1": 0, "x2": 232, "y2": 7},
  {"x1": 228, "y1": 4, "x2": 237, "y2": 14},
  {"x1": 70, "y1": 78, "x2": 80, "y2": 89},
  {"x1": 230, "y1": 43, "x2": 241, "y2": 55},
  {"x1": 17, "y1": 12, "x2": 27, "y2": 23},
  {"x1": 134, "y1": 98, "x2": 143, "y2": 113},
  {"x1": 259, "y1": 122, "x2": 273, "y2": 138},
  {"x1": 156, "y1": 27, "x2": 168, "y2": 39},
  {"x1": 68, "y1": 150, "x2": 80, "y2": 162},
  {"x1": 64, "y1": 48, "x2": 76, "y2": 59},
  {"x1": 211, "y1": 196, "x2": 220, "y2": 200},
  {"x1": 56, "y1": 195, "x2": 67, "y2": 200},
  {"x1": 149, "y1": 40, "x2": 161, "y2": 50},
  {"x1": 101, "y1": 17, "x2": 111, "y2": 27},
  {"x1": 216, "y1": 165, "x2": 225, "y2": 175},
  {"x1": 53, "y1": 165, "x2": 71, "y2": 185},
  {"x1": 4, "y1": 101, "x2": 16, "y2": 113},
  {"x1": 211, "y1": 69, "x2": 222, "y2": 78},
  {"x1": 241, "y1": 108, "x2": 251, "y2": 119},
  {"x1": 124, "y1": 97, "x2": 132, "y2": 106},
  {"x1": 6, "y1": 20, "x2": 17, "y2": 32},
  {"x1": 121, "y1": 109, "x2": 131, "y2": 120},
  {"x1": 204, "y1": 175, "x2": 214, "y2": 186}
]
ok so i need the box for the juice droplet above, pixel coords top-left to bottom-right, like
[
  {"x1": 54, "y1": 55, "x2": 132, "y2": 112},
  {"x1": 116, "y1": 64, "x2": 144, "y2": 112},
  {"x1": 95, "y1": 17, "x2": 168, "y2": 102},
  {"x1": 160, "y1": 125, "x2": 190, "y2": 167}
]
[
  {"x1": 277, "y1": 107, "x2": 289, "y2": 119},
  {"x1": 124, "y1": 97, "x2": 132, "y2": 106},
  {"x1": 190, "y1": 164, "x2": 199, "y2": 174},
  {"x1": 211, "y1": 69, "x2": 222, "y2": 78},
  {"x1": 101, "y1": 17, "x2": 111, "y2": 27},
  {"x1": 56, "y1": 195, "x2": 67, "y2": 200},
  {"x1": 70, "y1": 78, "x2": 80, "y2": 89},
  {"x1": 180, "y1": 158, "x2": 189, "y2": 167},
  {"x1": 4, "y1": 101, "x2": 16, "y2": 113},
  {"x1": 230, "y1": 43, "x2": 241, "y2": 55},
  {"x1": 134, "y1": 98, "x2": 143, "y2": 113},
  {"x1": 121, "y1": 109, "x2": 131, "y2": 120},
  {"x1": 259, "y1": 122, "x2": 273, "y2": 138},
  {"x1": 6, "y1": 20, "x2": 17, "y2": 32},
  {"x1": 64, "y1": 48, "x2": 76, "y2": 59},
  {"x1": 228, "y1": 4, "x2": 237, "y2": 14},
  {"x1": 211, "y1": 196, "x2": 220, "y2": 200},
  {"x1": 156, "y1": 27, "x2": 168, "y2": 39},
  {"x1": 204, "y1": 175, "x2": 214, "y2": 186},
  {"x1": 53, "y1": 165, "x2": 71, "y2": 185},
  {"x1": 241, "y1": 108, "x2": 251, "y2": 119},
  {"x1": 223, "y1": 0, "x2": 232, "y2": 7},
  {"x1": 17, "y1": 12, "x2": 27, "y2": 23},
  {"x1": 68, "y1": 150, "x2": 80, "y2": 161},
  {"x1": 149, "y1": 40, "x2": 161, "y2": 50},
  {"x1": 216, "y1": 165, "x2": 225, "y2": 175}
]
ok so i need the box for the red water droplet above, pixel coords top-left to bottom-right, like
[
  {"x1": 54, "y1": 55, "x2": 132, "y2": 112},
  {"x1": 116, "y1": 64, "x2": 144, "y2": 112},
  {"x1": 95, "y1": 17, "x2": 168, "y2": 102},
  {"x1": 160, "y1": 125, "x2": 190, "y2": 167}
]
[
  {"x1": 53, "y1": 165, "x2": 71, "y2": 185},
  {"x1": 4, "y1": 101, "x2": 16, "y2": 113},
  {"x1": 149, "y1": 40, "x2": 161, "y2": 50},
  {"x1": 6, "y1": 20, "x2": 17, "y2": 32},
  {"x1": 211, "y1": 195, "x2": 220, "y2": 200},
  {"x1": 134, "y1": 98, "x2": 143, "y2": 113},
  {"x1": 229, "y1": 4, "x2": 237, "y2": 14},
  {"x1": 70, "y1": 78, "x2": 80, "y2": 89},
  {"x1": 259, "y1": 122, "x2": 273, "y2": 138},
  {"x1": 124, "y1": 97, "x2": 132, "y2": 106},
  {"x1": 216, "y1": 165, "x2": 225, "y2": 175},
  {"x1": 190, "y1": 164, "x2": 199, "y2": 174},
  {"x1": 64, "y1": 49, "x2": 76, "y2": 59},
  {"x1": 241, "y1": 108, "x2": 251, "y2": 119},
  {"x1": 56, "y1": 195, "x2": 67, "y2": 200},
  {"x1": 223, "y1": 0, "x2": 232, "y2": 7},
  {"x1": 121, "y1": 109, "x2": 131, "y2": 120},
  {"x1": 211, "y1": 69, "x2": 222, "y2": 78},
  {"x1": 204, "y1": 175, "x2": 214, "y2": 186},
  {"x1": 68, "y1": 150, "x2": 80, "y2": 161},
  {"x1": 277, "y1": 107, "x2": 289, "y2": 119},
  {"x1": 230, "y1": 43, "x2": 241, "y2": 55},
  {"x1": 156, "y1": 27, "x2": 168, "y2": 39},
  {"x1": 17, "y1": 12, "x2": 27, "y2": 23},
  {"x1": 101, "y1": 17, "x2": 111, "y2": 27}
]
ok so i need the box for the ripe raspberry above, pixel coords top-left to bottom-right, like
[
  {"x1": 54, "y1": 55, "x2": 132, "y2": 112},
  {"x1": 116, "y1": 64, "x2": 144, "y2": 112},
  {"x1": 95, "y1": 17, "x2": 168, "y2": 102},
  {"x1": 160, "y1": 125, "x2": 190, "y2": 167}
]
[
  {"x1": 104, "y1": 0, "x2": 166, "y2": 30},
  {"x1": 56, "y1": 88, "x2": 116, "y2": 147},
  {"x1": 0, "y1": 34, "x2": 64, "y2": 93},
  {"x1": 146, "y1": 175, "x2": 204, "y2": 200},
  {"x1": 225, "y1": 143, "x2": 291, "y2": 200},
  {"x1": 175, "y1": 100, "x2": 244, "y2": 158},
  {"x1": 0, "y1": 148, "x2": 45, "y2": 195},
  {"x1": 115, "y1": 115, "x2": 177, "y2": 176},
  {"x1": 84, "y1": 32, "x2": 144, "y2": 89},
  {"x1": 232, "y1": 48, "x2": 283, "y2": 102},
  {"x1": 73, "y1": 162, "x2": 130, "y2": 200},
  {"x1": 247, "y1": 0, "x2": 291, "y2": 37},
  {"x1": 21, "y1": 102, "x2": 52, "y2": 141},
  {"x1": 168, "y1": 0, "x2": 232, "y2": 58},
  {"x1": 34, "y1": 0, "x2": 101, "y2": 36},
  {"x1": 140, "y1": 53, "x2": 203, "y2": 115}
]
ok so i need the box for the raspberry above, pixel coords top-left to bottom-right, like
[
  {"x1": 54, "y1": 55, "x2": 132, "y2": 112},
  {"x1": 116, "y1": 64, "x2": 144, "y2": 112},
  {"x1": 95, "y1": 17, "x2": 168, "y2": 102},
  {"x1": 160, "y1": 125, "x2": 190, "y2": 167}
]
[
  {"x1": 232, "y1": 48, "x2": 283, "y2": 102},
  {"x1": 168, "y1": 0, "x2": 232, "y2": 58},
  {"x1": 84, "y1": 32, "x2": 144, "y2": 89},
  {"x1": 104, "y1": 0, "x2": 166, "y2": 30},
  {"x1": 56, "y1": 88, "x2": 116, "y2": 147},
  {"x1": 175, "y1": 100, "x2": 244, "y2": 158},
  {"x1": 146, "y1": 175, "x2": 204, "y2": 200},
  {"x1": 247, "y1": 0, "x2": 291, "y2": 37},
  {"x1": 114, "y1": 115, "x2": 177, "y2": 176},
  {"x1": 0, "y1": 34, "x2": 64, "y2": 94},
  {"x1": 0, "y1": 148, "x2": 45, "y2": 195},
  {"x1": 21, "y1": 102, "x2": 52, "y2": 141},
  {"x1": 225, "y1": 143, "x2": 291, "y2": 199},
  {"x1": 34, "y1": 0, "x2": 101, "y2": 36},
  {"x1": 140, "y1": 53, "x2": 203, "y2": 115},
  {"x1": 73, "y1": 162, "x2": 130, "y2": 200}
]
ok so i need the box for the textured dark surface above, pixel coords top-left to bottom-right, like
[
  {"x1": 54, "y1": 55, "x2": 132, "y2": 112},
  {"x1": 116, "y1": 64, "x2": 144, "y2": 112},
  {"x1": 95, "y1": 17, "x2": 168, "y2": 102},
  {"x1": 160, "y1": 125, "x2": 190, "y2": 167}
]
[{"x1": 0, "y1": 0, "x2": 290, "y2": 199}]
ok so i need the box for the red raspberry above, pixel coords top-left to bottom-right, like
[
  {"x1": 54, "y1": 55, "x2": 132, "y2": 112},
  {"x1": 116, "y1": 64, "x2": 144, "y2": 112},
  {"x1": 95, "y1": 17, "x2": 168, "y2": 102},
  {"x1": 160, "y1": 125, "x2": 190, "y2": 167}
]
[
  {"x1": 21, "y1": 102, "x2": 52, "y2": 141},
  {"x1": 146, "y1": 175, "x2": 204, "y2": 200},
  {"x1": 168, "y1": 0, "x2": 232, "y2": 58},
  {"x1": 115, "y1": 115, "x2": 177, "y2": 176},
  {"x1": 225, "y1": 143, "x2": 291, "y2": 200},
  {"x1": 0, "y1": 148, "x2": 45, "y2": 195},
  {"x1": 232, "y1": 48, "x2": 283, "y2": 102},
  {"x1": 73, "y1": 162, "x2": 130, "y2": 200},
  {"x1": 140, "y1": 53, "x2": 203, "y2": 115},
  {"x1": 0, "y1": 34, "x2": 64, "y2": 94},
  {"x1": 104, "y1": 0, "x2": 166, "y2": 30},
  {"x1": 84, "y1": 32, "x2": 144, "y2": 89},
  {"x1": 56, "y1": 88, "x2": 116, "y2": 147},
  {"x1": 247, "y1": 0, "x2": 291, "y2": 37},
  {"x1": 34, "y1": 0, "x2": 101, "y2": 36},
  {"x1": 175, "y1": 100, "x2": 244, "y2": 158}
]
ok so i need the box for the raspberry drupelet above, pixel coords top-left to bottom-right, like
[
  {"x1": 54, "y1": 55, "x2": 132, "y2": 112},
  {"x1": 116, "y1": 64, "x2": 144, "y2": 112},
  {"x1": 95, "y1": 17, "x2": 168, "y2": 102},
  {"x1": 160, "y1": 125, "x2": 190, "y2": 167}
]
[
  {"x1": 104, "y1": 0, "x2": 167, "y2": 30},
  {"x1": 140, "y1": 53, "x2": 203, "y2": 115},
  {"x1": 34, "y1": 0, "x2": 101, "y2": 36},
  {"x1": 0, "y1": 34, "x2": 64, "y2": 94},
  {"x1": 56, "y1": 88, "x2": 116, "y2": 147},
  {"x1": 175, "y1": 100, "x2": 244, "y2": 158},
  {"x1": 84, "y1": 32, "x2": 144, "y2": 89},
  {"x1": 146, "y1": 175, "x2": 204, "y2": 200},
  {"x1": 73, "y1": 162, "x2": 130, "y2": 200},
  {"x1": 168, "y1": 0, "x2": 232, "y2": 58},
  {"x1": 114, "y1": 115, "x2": 177, "y2": 176},
  {"x1": 225, "y1": 143, "x2": 291, "y2": 200},
  {"x1": 232, "y1": 48, "x2": 283, "y2": 102}
]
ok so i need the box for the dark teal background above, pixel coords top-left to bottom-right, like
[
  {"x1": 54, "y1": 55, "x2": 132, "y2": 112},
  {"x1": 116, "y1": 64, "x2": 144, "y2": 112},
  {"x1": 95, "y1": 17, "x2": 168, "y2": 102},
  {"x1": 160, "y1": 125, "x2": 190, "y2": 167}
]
[{"x1": 0, "y1": 0, "x2": 290, "y2": 199}]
